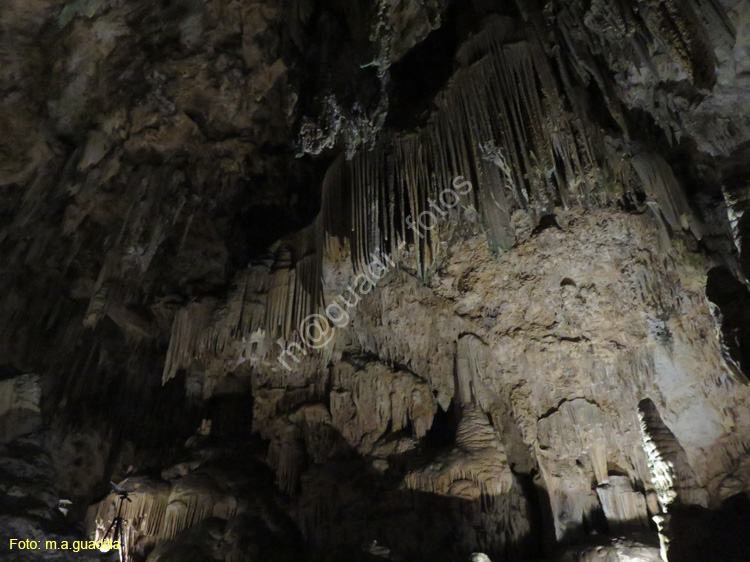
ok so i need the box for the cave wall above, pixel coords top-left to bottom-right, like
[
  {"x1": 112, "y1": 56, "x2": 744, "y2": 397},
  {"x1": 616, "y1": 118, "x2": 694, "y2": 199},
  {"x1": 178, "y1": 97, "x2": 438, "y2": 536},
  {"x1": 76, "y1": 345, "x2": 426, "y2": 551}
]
[{"x1": 3, "y1": 1, "x2": 750, "y2": 561}]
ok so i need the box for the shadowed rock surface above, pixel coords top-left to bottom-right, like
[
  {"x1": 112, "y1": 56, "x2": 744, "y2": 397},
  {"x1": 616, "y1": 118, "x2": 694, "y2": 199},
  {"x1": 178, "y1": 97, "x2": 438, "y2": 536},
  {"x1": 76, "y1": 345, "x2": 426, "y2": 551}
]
[{"x1": 2, "y1": 1, "x2": 750, "y2": 561}]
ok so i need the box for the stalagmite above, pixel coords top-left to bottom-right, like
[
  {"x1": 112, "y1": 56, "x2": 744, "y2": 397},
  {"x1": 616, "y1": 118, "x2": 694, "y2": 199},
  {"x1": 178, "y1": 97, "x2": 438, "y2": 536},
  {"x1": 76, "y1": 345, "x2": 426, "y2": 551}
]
[
  {"x1": 637, "y1": 398, "x2": 709, "y2": 508},
  {"x1": 405, "y1": 407, "x2": 513, "y2": 500},
  {"x1": 403, "y1": 406, "x2": 531, "y2": 555}
]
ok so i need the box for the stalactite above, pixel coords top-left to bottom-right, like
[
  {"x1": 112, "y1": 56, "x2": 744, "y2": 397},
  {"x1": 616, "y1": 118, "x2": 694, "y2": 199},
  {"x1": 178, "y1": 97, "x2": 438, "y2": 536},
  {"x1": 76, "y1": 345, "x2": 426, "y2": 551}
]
[
  {"x1": 87, "y1": 473, "x2": 242, "y2": 561},
  {"x1": 87, "y1": 478, "x2": 170, "y2": 561},
  {"x1": 641, "y1": 0, "x2": 718, "y2": 88},
  {"x1": 258, "y1": 225, "x2": 322, "y2": 344},
  {"x1": 319, "y1": 154, "x2": 348, "y2": 256},
  {"x1": 689, "y1": 0, "x2": 736, "y2": 41},
  {"x1": 162, "y1": 300, "x2": 217, "y2": 384},
  {"x1": 456, "y1": 335, "x2": 486, "y2": 406},
  {"x1": 595, "y1": 476, "x2": 650, "y2": 529},
  {"x1": 163, "y1": 475, "x2": 222, "y2": 539},
  {"x1": 267, "y1": 421, "x2": 306, "y2": 494},
  {"x1": 629, "y1": 152, "x2": 703, "y2": 240}
]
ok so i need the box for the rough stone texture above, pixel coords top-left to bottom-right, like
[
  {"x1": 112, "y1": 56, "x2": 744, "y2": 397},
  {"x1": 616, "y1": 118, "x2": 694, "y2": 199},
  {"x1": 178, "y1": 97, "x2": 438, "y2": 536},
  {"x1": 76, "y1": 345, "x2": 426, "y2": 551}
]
[
  {"x1": 3, "y1": 0, "x2": 750, "y2": 561},
  {"x1": 554, "y1": 537, "x2": 663, "y2": 562},
  {"x1": 86, "y1": 441, "x2": 303, "y2": 562},
  {"x1": 269, "y1": 208, "x2": 750, "y2": 559},
  {"x1": 169, "y1": 206, "x2": 750, "y2": 560}
]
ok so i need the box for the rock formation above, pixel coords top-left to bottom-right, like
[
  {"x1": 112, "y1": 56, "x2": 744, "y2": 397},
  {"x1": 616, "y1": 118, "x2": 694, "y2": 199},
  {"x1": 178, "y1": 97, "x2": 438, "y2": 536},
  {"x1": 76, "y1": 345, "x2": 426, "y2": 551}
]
[{"x1": 2, "y1": 1, "x2": 750, "y2": 561}]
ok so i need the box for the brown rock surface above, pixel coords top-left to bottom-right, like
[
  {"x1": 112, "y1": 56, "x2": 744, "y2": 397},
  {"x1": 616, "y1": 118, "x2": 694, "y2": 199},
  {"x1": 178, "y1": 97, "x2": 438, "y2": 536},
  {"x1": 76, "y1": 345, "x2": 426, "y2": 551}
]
[{"x1": 3, "y1": 1, "x2": 750, "y2": 561}]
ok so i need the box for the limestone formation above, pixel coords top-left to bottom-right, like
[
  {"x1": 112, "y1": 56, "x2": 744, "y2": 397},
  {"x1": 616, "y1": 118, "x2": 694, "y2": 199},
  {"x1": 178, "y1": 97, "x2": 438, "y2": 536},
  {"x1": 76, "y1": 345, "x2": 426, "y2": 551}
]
[{"x1": 3, "y1": 1, "x2": 750, "y2": 561}]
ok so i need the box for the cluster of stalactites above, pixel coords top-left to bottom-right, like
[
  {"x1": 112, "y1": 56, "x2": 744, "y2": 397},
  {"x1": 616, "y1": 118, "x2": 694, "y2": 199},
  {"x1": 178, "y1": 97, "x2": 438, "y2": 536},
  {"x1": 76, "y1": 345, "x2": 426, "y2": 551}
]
[
  {"x1": 87, "y1": 476, "x2": 238, "y2": 561},
  {"x1": 321, "y1": 17, "x2": 601, "y2": 279},
  {"x1": 87, "y1": 481, "x2": 170, "y2": 561},
  {"x1": 161, "y1": 225, "x2": 324, "y2": 383},
  {"x1": 160, "y1": 12, "x2": 713, "y2": 382}
]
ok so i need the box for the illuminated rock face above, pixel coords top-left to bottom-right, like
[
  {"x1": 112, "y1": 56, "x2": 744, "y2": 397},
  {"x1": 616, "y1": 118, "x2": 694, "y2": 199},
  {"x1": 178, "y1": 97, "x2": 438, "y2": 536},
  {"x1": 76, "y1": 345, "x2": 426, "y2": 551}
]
[{"x1": 4, "y1": 1, "x2": 750, "y2": 561}]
